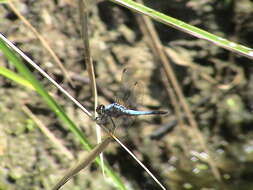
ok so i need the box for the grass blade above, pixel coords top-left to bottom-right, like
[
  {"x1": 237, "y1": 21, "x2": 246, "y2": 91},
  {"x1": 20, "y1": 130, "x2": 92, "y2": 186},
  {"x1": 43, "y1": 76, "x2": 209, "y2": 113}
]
[
  {"x1": 110, "y1": 0, "x2": 253, "y2": 60},
  {"x1": 0, "y1": 66, "x2": 35, "y2": 90},
  {"x1": 7, "y1": 1, "x2": 74, "y2": 85},
  {"x1": 0, "y1": 34, "x2": 127, "y2": 190}
]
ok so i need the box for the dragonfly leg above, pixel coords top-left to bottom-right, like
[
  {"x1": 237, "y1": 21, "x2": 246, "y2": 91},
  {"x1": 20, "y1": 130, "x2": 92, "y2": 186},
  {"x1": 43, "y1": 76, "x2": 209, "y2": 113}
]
[
  {"x1": 95, "y1": 114, "x2": 107, "y2": 125},
  {"x1": 109, "y1": 116, "x2": 117, "y2": 133}
]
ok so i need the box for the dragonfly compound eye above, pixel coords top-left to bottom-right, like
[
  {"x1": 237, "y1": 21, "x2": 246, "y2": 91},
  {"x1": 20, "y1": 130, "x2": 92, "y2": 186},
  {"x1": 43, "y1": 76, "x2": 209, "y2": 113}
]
[{"x1": 96, "y1": 105, "x2": 105, "y2": 115}]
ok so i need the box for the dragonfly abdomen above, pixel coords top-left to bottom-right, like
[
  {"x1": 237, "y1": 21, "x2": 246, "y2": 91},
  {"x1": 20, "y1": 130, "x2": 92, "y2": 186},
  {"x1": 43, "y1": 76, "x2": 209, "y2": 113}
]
[
  {"x1": 104, "y1": 103, "x2": 168, "y2": 117},
  {"x1": 124, "y1": 109, "x2": 168, "y2": 116}
]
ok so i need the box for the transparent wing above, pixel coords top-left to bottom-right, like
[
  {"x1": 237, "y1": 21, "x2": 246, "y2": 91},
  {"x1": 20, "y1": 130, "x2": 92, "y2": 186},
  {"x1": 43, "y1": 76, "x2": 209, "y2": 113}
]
[
  {"x1": 117, "y1": 67, "x2": 143, "y2": 109},
  {"x1": 114, "y1": 67, "x2": 144, "y2": 128}
]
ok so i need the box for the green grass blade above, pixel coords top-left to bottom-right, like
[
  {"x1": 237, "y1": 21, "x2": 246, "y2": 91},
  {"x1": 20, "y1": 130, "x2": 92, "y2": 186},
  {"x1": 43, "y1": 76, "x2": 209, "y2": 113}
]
[
  {"x1": 0, "y1": 0, "x2": 7, "y2": 3},
  {"x1": 110, "y1": 0, "x2": 253, "y2": 60},
  {"x1": 0, "y1": 38, "x2": 93, "y2": 148},
  {"x1": 0, "y1": 66, "x2": 35, "y2": 90},
  {"x1": 0, "y1": 37, "x2": 127, "y2": 190}
]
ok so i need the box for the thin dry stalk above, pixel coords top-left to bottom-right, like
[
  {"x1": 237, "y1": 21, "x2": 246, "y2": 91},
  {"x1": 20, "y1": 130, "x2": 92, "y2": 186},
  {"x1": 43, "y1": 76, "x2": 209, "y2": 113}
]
[
  {"x1": 112, "y1": 134, "x2": 167, "y2": 190},
  {"x1": 137, "y1": 13, "x2": 185, "y2": 129},
  {"x1": 160, "y1": 70, "x2": 184, "y2": 127},
  {"x1": 78, "y1": 0, "x2": 98, "y2": 111},
  {"x1": 7, "y1": 1, "x2": 74, "y2": 86},
  {"x1": 51, "y1": 137, "x2": 112, "y2": 190},
  {"x1": 22, "y1": 105, "x2": 74, "y2": 160},
  {"x1": 0, "y1": 33, "x2": 166, "y2": 190},
  {"x1": 160, "y1": 70, "x2": 191, "y2": 156},
  {"x1": 93, "y1": 124, "x2": 167, "y2": 189},
  {"x1": 78, "y1": 0, "x2": 102, "y2": 175},
  {"x1": 135, "y1": 0, "x2": 221, "y2": 181},
  {"x1": 0, "y1": 33, "x2": 92, "y2": 117}
]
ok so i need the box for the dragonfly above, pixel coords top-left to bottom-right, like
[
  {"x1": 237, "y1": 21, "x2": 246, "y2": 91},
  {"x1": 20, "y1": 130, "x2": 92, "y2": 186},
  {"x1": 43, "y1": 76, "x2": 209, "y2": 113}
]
[{"x1": 95, "y1": 68, "x2": 168, "y2": 131}]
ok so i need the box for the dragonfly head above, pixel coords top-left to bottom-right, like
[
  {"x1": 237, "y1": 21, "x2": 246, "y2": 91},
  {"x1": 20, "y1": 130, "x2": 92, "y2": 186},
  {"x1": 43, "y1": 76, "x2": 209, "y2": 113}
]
[{"x1": 96, "y1": 104, "x2": 105, "y2": 115}]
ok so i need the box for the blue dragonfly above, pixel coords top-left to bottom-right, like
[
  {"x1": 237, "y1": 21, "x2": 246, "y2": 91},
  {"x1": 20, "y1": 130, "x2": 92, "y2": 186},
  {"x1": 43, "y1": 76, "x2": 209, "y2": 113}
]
[{"x1": 95, "y1": 68, "x2": 168, "y2": 130}]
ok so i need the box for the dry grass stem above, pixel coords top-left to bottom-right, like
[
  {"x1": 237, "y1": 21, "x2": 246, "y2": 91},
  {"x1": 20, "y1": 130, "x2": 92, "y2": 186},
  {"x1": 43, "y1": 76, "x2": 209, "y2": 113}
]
[
  {"x1": 22, "y1": 105, "x2": 74, "y2": 160},
  {"x1": 135, "y1": 0, "x2": 221, "y2": 181},
  {"x1": 52, "y1": 137, "x2": 112, "y2": 190},
  {"x1": 7, "y1": 0, "x2": 74, "y2": 86}
]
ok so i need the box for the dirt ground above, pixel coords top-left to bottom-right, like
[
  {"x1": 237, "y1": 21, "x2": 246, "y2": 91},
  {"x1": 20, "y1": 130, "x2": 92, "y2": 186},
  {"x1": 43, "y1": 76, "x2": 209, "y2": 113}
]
[{"x1": 1, "y1": 0, "x2": 253, "y2": 189}]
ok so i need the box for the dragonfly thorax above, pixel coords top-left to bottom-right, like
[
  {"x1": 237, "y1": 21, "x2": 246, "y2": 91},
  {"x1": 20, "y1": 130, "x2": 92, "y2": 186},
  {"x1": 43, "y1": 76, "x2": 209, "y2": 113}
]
[
  {"x1": 96, "y1": 103, "x2": 127, "y2": 118},
  {"x1": 103, "y1": 103, "x2": 128, "y2": 117}
]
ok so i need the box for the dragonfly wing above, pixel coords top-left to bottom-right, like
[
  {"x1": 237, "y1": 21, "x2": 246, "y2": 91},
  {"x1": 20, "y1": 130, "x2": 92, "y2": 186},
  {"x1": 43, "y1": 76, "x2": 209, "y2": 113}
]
[
  {"x1": 119, "y1": 67, "x2": 144, "y2": 109},
  {"x1": 114, "y1": 67, "x2": 144, "y2": 128}
]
